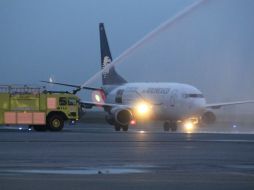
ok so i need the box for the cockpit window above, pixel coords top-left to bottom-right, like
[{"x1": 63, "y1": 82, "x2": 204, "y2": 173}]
[{"x1": 183, "y1": 94, "x2": 204, "y2": 98}]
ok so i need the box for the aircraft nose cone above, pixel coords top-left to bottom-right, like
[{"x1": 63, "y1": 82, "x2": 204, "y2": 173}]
[{"x1": 192, "y1": 99, "x2": 206, "y2": 113}]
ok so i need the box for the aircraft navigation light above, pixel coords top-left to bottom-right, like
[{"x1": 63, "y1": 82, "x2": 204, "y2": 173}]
[
  {"x1": 130, "y1": 119, "x2": 136, "y2": 125},
  {"x1": 95, "y1": 94, "x2": 101, "y2": 102},
  {"x1": 92, "y1": 90, "x2": 105, "y2": 104}
]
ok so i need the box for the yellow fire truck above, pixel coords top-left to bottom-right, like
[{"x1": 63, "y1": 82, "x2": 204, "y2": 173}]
[{"x1": 0, "y1": 85, "x2": 80, "y2": 131}]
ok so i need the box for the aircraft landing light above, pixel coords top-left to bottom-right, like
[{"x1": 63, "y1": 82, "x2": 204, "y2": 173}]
[
  {"x1": 138, "y1": 104, "x2": 149, "y2": 114},
  {"x1": 183, "y1": 121, "x2": 195, "y2": 133},
  {"x1": 135, "y1": 102, "x2": 152, "y2": 117}
]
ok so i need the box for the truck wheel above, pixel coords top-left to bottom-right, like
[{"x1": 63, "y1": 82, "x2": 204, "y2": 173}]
[
  {"x1": 47, "y1": 115, "x2": 64, "y2": 131},
  {"x1": 33, "y1": 125, "x2": 47, "y2": 132},
  {"x1": 163, "y1": 122, "x2": 170, "y2": 131}
]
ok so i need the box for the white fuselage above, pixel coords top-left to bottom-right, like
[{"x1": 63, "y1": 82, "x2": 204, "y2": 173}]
[{"x1": 105, "y1": 83, "x2": 207, "y2": 121}]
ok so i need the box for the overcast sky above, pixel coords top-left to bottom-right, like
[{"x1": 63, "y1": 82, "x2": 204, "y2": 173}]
[
  {"x1": 0, "y1": 0, "x2": 254, "y2": 107},
  {"x1": 0, "y1": 0, "x2": 195, "y2": 83}
]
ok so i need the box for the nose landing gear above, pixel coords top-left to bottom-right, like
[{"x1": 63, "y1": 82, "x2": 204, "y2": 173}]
[{"x1": 163, "y1": 121, "x2": 177, "y2": 132}]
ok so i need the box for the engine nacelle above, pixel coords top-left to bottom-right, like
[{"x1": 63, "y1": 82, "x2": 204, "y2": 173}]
[
  {"x1": 201, "y1": 111, "x2": 216, "y2": 124},
  {"x1": 106, "y1": 108, "x2": 133, "y2": 126}
]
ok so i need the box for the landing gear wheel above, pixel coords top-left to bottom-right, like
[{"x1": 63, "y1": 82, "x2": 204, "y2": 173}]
[
  {"x1": 122, "y1": 125, "x2": 129, "y2": 132},
  {"x1": 170, "y1": 122, "x2": 178, "y2": 132},
  {"x1": 114, "y1": 124, "x2": 129, "y2": 131},
  {"x1": 33, "y1": 125, "x2": 47, "y2": 132},
  {"x1": 47, "y1": 115, "x2": 64, "y2": 131},
  {"x1": 114, "y1": 125, "x2": 121, "y2": 131},
  {"x1": 163, "y1": 122, "x2": 170, "y2": 131},
  {"x1": 163, "y1": 121, "x2": 178, "y2": 132}
]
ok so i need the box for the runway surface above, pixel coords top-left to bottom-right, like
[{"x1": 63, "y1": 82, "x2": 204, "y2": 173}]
[{"x1": 0, "y1": 124, "x2": 254, "y2": 190}]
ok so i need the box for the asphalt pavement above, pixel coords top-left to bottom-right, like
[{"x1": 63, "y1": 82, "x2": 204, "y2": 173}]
[{"x1": 0, "y1": 123, "x2": 254, "y2": 190}]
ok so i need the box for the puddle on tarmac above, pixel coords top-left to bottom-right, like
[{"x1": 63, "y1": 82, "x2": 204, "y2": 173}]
[{"x1": 3, "y1": 165, "x2": 153, "y2": 175}]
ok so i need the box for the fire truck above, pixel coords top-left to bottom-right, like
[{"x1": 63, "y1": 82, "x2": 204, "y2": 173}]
[{"x1": 0, "y1": 85, "x2": 80, "y2": 131}]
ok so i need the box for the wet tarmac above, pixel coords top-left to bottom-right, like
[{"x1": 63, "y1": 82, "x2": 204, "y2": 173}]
[{"x1": 0, "y1": 123, "x2": 254, "y2": 190}]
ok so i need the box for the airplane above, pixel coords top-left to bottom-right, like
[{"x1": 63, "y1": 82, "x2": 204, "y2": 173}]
[{"x1": 42, "y1": 23, "x2": 254, "y2": 132}]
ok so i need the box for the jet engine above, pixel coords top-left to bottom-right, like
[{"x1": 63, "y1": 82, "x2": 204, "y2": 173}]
[
  {"x1": 201, "y1": 111, "x2": 216, "y2": 124},
  {"x1": 105, "y1": 108, "x2": 133, "y2": 126}
]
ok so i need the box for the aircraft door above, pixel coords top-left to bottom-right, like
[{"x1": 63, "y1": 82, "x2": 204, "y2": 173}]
[
  {"x1": 115, "y1": 89, "x2": 124, "y2": 104},
  {"x1": 169, "y1": 90, "x2": 178, "y2": 107}
]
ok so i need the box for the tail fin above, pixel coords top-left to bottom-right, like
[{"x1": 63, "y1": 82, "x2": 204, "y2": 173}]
[{"x1": 99, "y1": 23, "x2": 127, "y2": 85}]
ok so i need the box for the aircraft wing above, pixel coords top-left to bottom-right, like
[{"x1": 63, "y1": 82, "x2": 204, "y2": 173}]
[
  {"x1": 80, "y1": 100, "x2": 130, "y2": 109},
  {"x1": 41, "y1": 80, "x2": 101, "y2": 91},
  {"x1": 206, "y1": 100, "x2": 254, "y2": 109},
  {"x1": 80, "y1": 98, "x2": 162, "y2": 110}
]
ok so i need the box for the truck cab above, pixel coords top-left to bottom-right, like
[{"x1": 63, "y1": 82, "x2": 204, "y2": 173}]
[{"x1": 0, "y1": 85, "x2": 80, "y2": 131}]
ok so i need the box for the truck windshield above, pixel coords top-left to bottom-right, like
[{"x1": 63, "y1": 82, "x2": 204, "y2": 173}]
[{"x1": 68, "y1": 98, "x2": 77, "y2": 105}]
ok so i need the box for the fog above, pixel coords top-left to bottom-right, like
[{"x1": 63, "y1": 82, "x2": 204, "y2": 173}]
[
  {"x1": 1, "y1": 0, "x2": 254, "y2": 115},
  {"x1": 114, "y1": 0, "x2": 254, "y2": 103}
]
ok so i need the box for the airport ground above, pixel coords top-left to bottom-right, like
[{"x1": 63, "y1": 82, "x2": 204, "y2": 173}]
[{"x1": 0, "y1": 115, "x2": 254, "y2": 190}]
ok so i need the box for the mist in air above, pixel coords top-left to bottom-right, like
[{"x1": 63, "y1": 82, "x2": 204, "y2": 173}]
[
  {"x1": 115, "y1": 0, "x2": 254, "y2": 104},
  {"x1": 0, "y1": 0, "x2": 254, "y2": 116}
]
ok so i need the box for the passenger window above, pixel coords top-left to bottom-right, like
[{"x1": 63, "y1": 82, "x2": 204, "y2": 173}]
[
  {"x1": 68, "y1": 98, "x2": 76, "y2": 105},
  {"x1": 59, "y1": 97, "x2": 67, "y2": 106}
]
